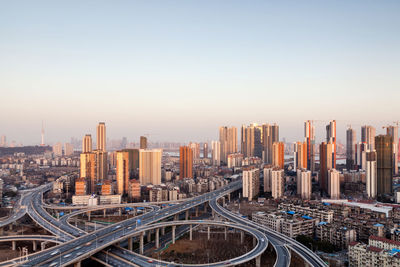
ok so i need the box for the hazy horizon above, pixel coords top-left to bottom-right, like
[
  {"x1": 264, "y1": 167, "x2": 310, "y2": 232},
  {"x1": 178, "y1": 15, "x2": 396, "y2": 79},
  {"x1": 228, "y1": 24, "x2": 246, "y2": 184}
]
[{"x1": 1, "y1": 1, "x2": 399, "y2": 145}]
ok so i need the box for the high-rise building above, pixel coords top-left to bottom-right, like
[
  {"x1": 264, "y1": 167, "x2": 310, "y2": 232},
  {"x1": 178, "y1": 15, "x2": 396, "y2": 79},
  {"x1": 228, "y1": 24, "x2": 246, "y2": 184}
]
[
  {"x1": 96, "y1": 122, "x2": 106, "y2": 152},
  {"x1": 271, "y1": 169, "x2": 284, "y2": 199},
  {"x1": 272, "y1": 142, "x2": 284, "y2": 169},
  {"x1": 140, "y1": 136, "x2": 147, "y2": 149},
  {"x1": 294, "y1": 141, "x2": 307, "y2": 171},
  {"x1": 361, "y1": 125, "x2": 376, "y2": 150},
  {"x1": 211, "y1": 141, "x2": 221, "y2": 166},
  {"x1": 263, "y1": 165, "x2": 273, "y2": 193},
  {"x1": 304, "y1": 120, "x2": 315, "y2": 172},
  {"x1": 241, "y1": 123, "x2": 262, "y2": 158},
  {"x1": 387, "y1": 125, "x2": 399, "y2": 175},
  {"x1": 116, "y1": 151, "x2": 130, "y2": 195},
  {"x1": 64, "y1": 143, "x2": 74, "y2": 156},
  {"x1": 203, "y1": 142, "x2": 208, "y2": 158},
  {"x1": 262, "y1": 123, "x2": 279, "y2": 164},
  {"x1": 82, "y1": 134, "x2": 92, "y2": 153},
  {"x1": 320, "y1": 142, "x2": 335, "y2": 193},
  {"x1": 326, "y1": 120, "x2": 337, "y2": 169},
  {"x1": 376, "y1": 135, "x2": 393, "y2": 197},
  {"x1": 328, "y1": 169, "x2": 340, "y2": 199},
  {"x1": 346, "y1": 127, "x2": 357, "y2": 170},
  {"x1": 179, "y1": 146, "x2": 193, "y2": 179},
  {"x1": 122, "y1": 148, "x2": 140, "y2": 178},
  {"x1": 366, "y1": 149, "x2": 377, "y2": 198},
  {"x1": 227, "y1": 153, "x2": 244, "y2": 168},
  {"x1": 95, "y1": 150, "x2": 108, "y2": 180},
  {"x1": 219, "y1": 126, "x2": 238, "y2": 164},
  {"x1": 52, "y1": 142, "x2": 63, "y2": 156},
  {"x1": 80, "y1": 152, "x2": 96, "y2": 194},
  {"x1": 128, "y1": 180, "x2": 141, "y2": 201},
  {"x1": 189, "y1": 142, "x2": 200, "y2": 159},
  {"x1": 139, "y1": 149, "x2": 162, "y2": 185},
  {"x1": 242, "y1": 167, "x2": 259, "y2": 200},
  {"x1": 297, "y1": 169, "x2": 312, "y2": 200}
]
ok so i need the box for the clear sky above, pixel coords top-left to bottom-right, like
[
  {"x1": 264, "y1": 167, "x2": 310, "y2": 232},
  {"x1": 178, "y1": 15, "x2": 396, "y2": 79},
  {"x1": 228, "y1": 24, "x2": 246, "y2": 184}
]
[{"x1": 1, "y1": 1, "x2": 399, "y2": 145}]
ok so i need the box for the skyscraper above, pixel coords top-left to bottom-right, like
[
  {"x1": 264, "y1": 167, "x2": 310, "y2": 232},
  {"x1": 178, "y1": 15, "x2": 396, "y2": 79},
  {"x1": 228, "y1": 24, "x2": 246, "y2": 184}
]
[
  {"x1": 294, "y1": 141, "x2": 307, "y2": 171},
  {"x1": 140, "y1": 136, "x2": 147, "y2": 149},
  {"x1": 386, "y1": 125, "x2": 399, "y2": 175},
  {"x1": 203, "y1": 142, "x2": 208, "y2": 158},
  {"x1": 328, "y1": 169, "x2": 340, "y2": 199},
  {"x1": 52, "y1": 142, "x2": 63, "y2": 156},
  {"x1": 122, "y1": 148, "x2": 140, "y2": 178},
  {"x1": 263, "y1": 165, "x2": 273, "y2": 193},
  {"x1": 320, "y1": 141, "x2": 335, "y2": 194},
  {"x1": 297, "y1": 169, "x2": 312, "y2": 200},
  {"x1": 95, "y1": 150, "x2": 108, "y2": 180},
  {"x1": 361, "y1": 125, "x2": 376, "y2": 150},
  {"x1": 211, "y1": 141, "x2": 221, "y2": 166},
  {"x1": 116, "y1": 151, "x2": 130, "y2": 195},
  {"x1": 96, "y1": 122, "x2": 106, "y2": 152},
  {"x1": 179, "y1": 146, "x2": 193, "y2": 179},
  {"x1": 82, "y1": 134, "x2": 92, "y2": 153},
  {"x1": 304, "y1": 120, "x2": 315, "y2": 172},
  {"x1": 366, "y1": 149, "x2": 377, "y2": 198},
  {"x1": 80, "y1": 152, "x2": 96, "y2": 194},
  {"x1": 346, "y1": 127, "x2": 356, "y2": 170},
  {"x1": 219, "y1": 126, "x2": 237, "y2": 164},
  {"x1": 326, "y1": 120, "x2": 336, "y2": 169},
  {"x1": 139, "y1": 149, "x2": 162, "y2": 185},
  {"x1": 242, "y1": 167, "x2": 259, "y2": 200},
  {"x1": 241, "y1": 123, "x2": 263, "y2": 158},
  {"x1": 271, "y1": 168, "x2": 284, "y2": 199},
  {"x1": 64, "y1": 143, "x2": 74, "y2": 156},
  {"x1": 376, "y1": 135, "x2": 393, "y2": 198},
  {"x1": 272, "y1": 142, "x2": 284, "y2": 169},
  {"x1": 262, "y1": 123, "x2": 279, "y2": 164},
  {"x1": 189, "y1": 142, "x2": 200, "y2": 159}
]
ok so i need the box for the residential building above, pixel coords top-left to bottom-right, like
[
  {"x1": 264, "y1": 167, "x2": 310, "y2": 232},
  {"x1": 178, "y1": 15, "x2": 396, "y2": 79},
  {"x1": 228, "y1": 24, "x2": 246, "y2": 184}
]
[
  {"x1": 139, "y1": 149, "x2": 162, "y2": 185},
  {"x1": 180, "y1": 146, "x2": 193, "y2": 179},
  {"x1": 242, "y1": 166, "x2": 259, "y2": 200}
]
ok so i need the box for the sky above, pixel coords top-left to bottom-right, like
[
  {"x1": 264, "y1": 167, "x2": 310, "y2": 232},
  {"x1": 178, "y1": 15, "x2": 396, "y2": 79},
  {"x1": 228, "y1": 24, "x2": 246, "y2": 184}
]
[{"x1": 0, "y1": 1, "x2": 399, "y2": 145}]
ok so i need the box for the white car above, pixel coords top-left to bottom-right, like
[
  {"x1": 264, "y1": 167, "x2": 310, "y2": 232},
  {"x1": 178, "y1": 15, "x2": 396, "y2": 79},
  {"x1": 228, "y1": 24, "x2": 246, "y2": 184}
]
[
  {"x1": 64, "y1": 253, "x2": 72, "y2": 258},
  {"x1": 50, "y1": 250, "x2": 59, "y2": 256}
]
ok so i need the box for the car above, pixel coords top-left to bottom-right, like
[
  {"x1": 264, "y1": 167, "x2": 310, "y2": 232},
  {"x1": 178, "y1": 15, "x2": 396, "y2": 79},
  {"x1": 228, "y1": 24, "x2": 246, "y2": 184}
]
[
  {"x1": 50, "y1": 250, "x2": 59, "y2": 256},
  {"x1": 85, "y1": 241, "x2": 92, "y2": 246},
  {"x1": 74, "y1": 246, "x2": 82, "y2": 250},
  {"x1": 49, "y1": 262, "x2": 58, "y2": 267},
  {"x1": 76, "y1": 252, "x2": 83, "y2": 256},
  {"x1": 99, "y1": 239, "x2": 104, "y2": 243},
  {"x1": 114, "y1": 225, "x2": 121, "y2": 229},
  {"x1": 147, "y1": 259, "x2": 154, "y2": 263},
  {"x1": 64, "y1": 253, "x2": 72, "y2": 258}
]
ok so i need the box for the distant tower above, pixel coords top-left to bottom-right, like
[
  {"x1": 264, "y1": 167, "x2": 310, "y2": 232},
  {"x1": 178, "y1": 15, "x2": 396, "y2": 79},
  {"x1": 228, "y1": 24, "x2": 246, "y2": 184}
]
[
  {"x1": 41, "y1": 121, "x2": 45, "y2": 146},
  {"x1": 140, "y1": 136, "x2": 148, "y2": 149}
]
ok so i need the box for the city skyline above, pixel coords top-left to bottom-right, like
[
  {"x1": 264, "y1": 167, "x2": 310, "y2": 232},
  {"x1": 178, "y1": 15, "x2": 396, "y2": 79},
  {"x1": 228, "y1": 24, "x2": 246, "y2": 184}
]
[{"x1": 1, "y1": 1, "x2": 399, "y2": 145}]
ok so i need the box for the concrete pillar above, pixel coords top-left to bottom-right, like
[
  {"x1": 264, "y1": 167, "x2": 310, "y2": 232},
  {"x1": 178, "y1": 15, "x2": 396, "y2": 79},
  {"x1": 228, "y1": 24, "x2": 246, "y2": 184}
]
[
  {"x1": 255, "y1": 255, "x2": 261, "y2": 267},
  {"x1": 147, "y1": 230, "x2": 151, "y2": 242},
  {"x1": 128, "y1": 237, "x2": 133, "y2": 251},
  {"x1": 41, "y1": 242, "x2": 45, "y2": 251},
  {"x1": 74, "y1": 261, "x2": 81, "y2": 267},
  {"x1": 12, "y1": 241, "x2": 16, "y2": 250},
  {"x1": 174, "y1": 214, "x2": 179, "y2": 221},
  {"x1": 118, "y1": 208, "x2": 122, "y2": 216},
  {"x1": 224, "y1": 227, "x2": 227, "y2": 240},
  {"x1": 87, "y1": 211, "x2": 91, "y2": 221},
  {"x1": 222, "y1": 197, "x2": 225, "y2": 206},
  {"x1": 161, "y1": 227, "x2": 165, "y2": 235},
  {"x1": 240, "y1": 231, "x2": 244, "y2": 244},
  {"x1": 207, "y1": 226, "x2": 210, "y2": 240},
  {"x1": 185, "y1": 210, "x2": 189, "y2": 220},
  {"x1": 103, "y1": 209, "x2": 106, "y2": 218},
  {"x1": 228, "y1": 193, "x2": 231, "y2": 202},
  {"x1": 9, "y1": 224, "x2": 12, "y2": 231},
  {"x1": 189, "y1": 224, "x2": 193, "y2": 241},
  {"x1": 172, "y1": 225, "x2": 176, "y2": 244},
  {"x1": 195, "y1": 207, "x2": 199, "y2": 217},
  {"x1": 0, "y1": 228, "x2": 3, "y2": 235},
  {"x1": 212, "y1": 210, "x2": 215, "y2": 218},
  {"x1": 75, "y1": 217, "x2": 78, "y2": 227},
  {"x1": 33, "y1": 240, "x2": 37, "y2": 251},
  {"x1": 140, "y1": 233, "x2": 144, "y2": 254},
  {"x1": 156, "y1": 228, "x2": 160, "y2": 248}
]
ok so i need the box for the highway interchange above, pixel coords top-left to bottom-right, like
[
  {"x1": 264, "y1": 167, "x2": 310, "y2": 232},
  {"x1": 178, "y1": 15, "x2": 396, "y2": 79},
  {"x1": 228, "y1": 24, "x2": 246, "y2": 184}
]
[{"x1": 0, "y1": 177, "x2": 327, "y2": 267}]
